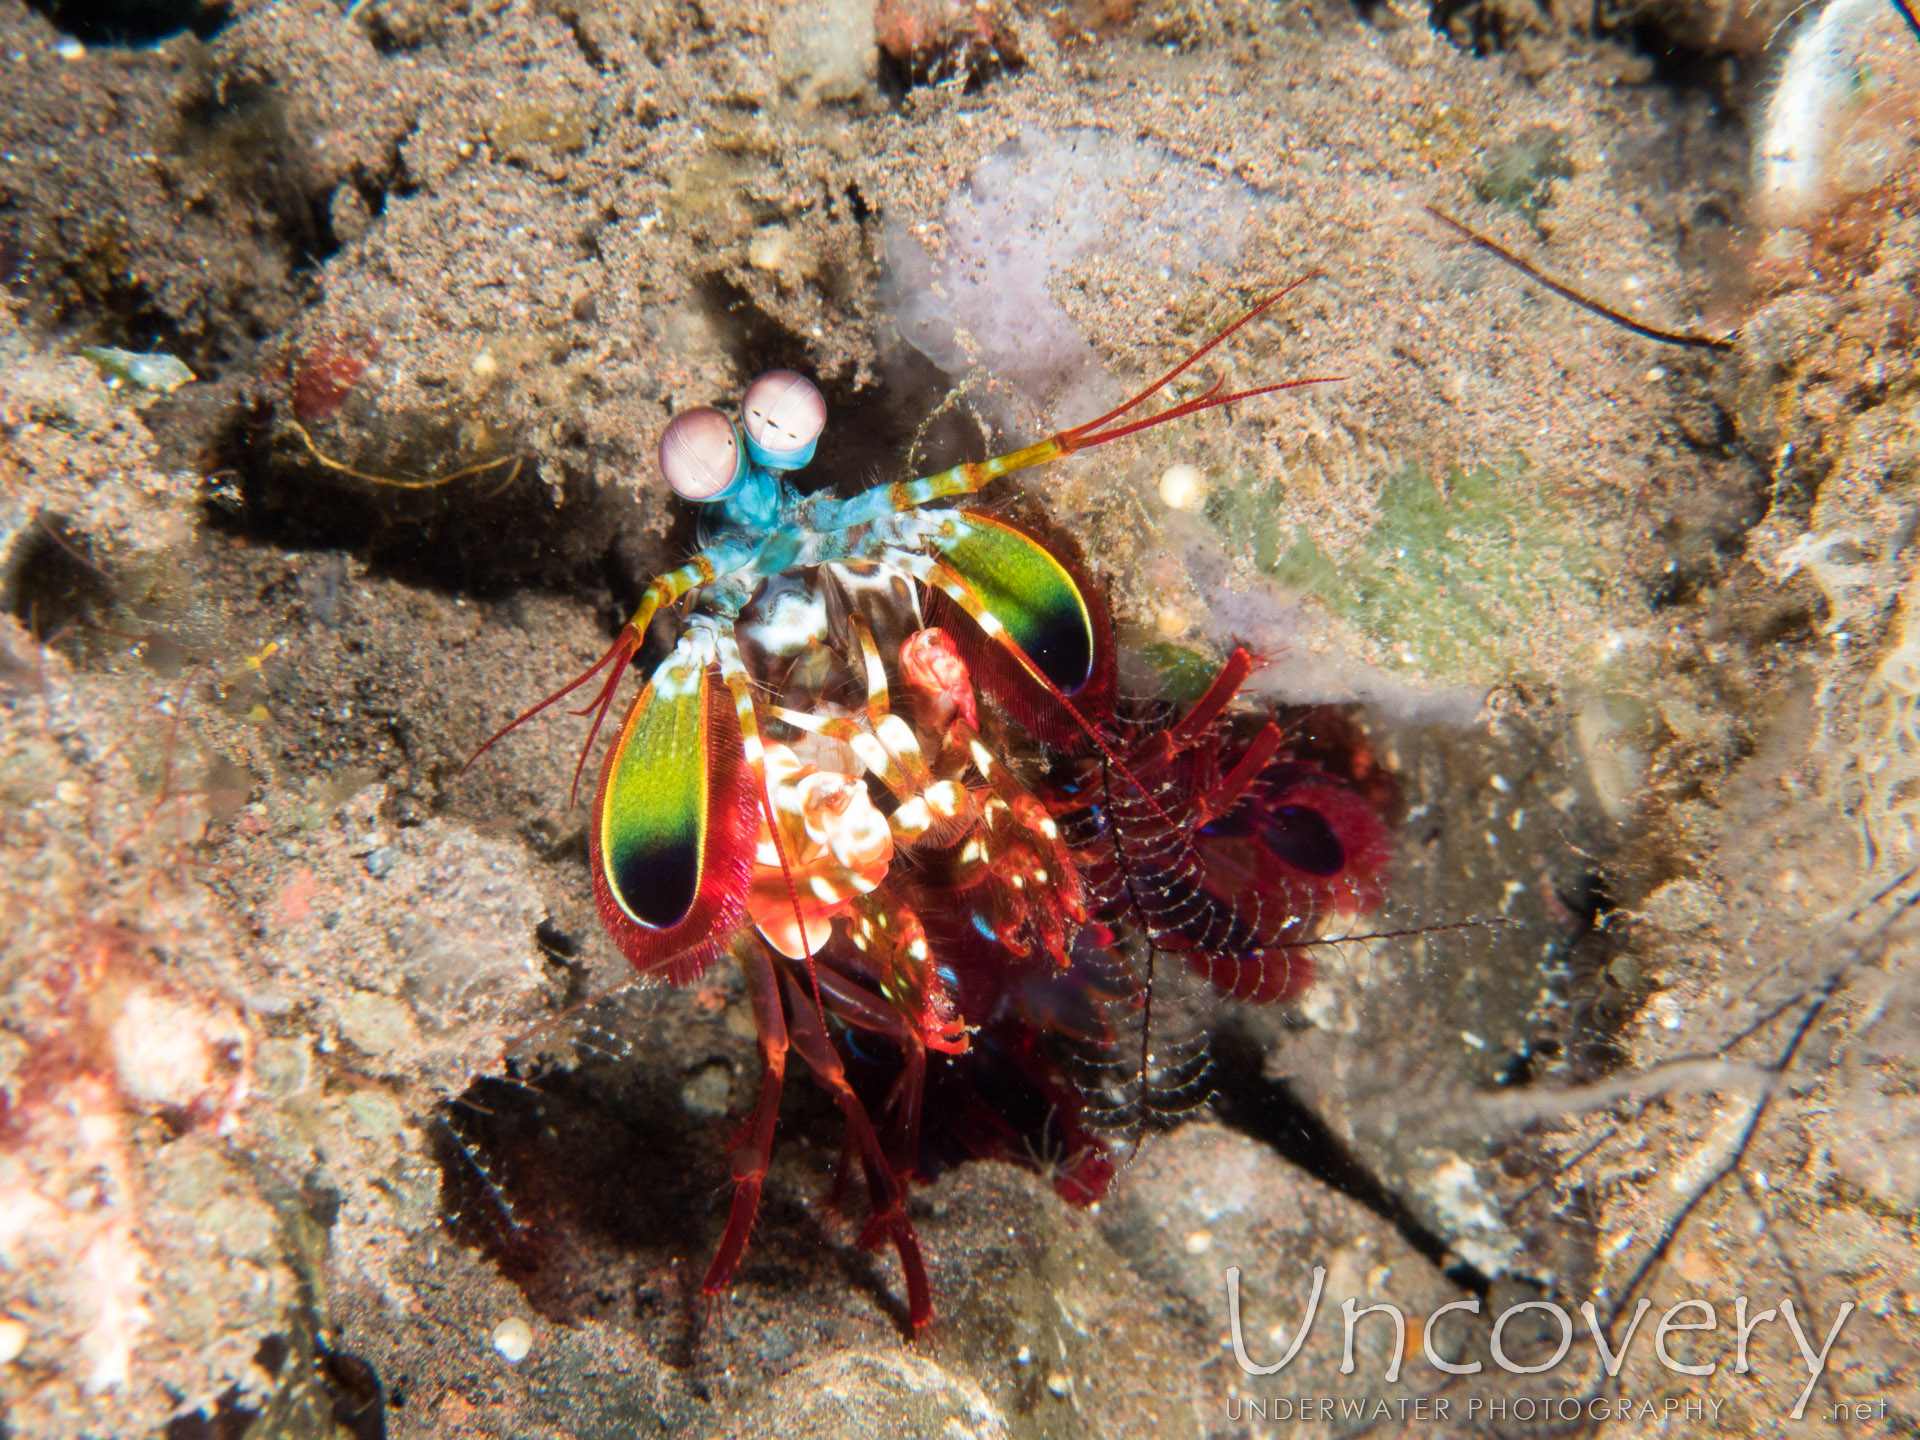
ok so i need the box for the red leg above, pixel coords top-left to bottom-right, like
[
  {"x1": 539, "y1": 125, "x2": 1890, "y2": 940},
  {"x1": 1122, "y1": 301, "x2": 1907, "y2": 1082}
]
[
  {"x1": 703, "y1": 940, "x2": 789, "y2": 1299},
  {"x1": 1160, "y1": 648, "x2": 1256, "y2": 755},
  {"x1": 883, "y1": 1046, "x2": 927, "y2": 1185},
  {"x1": 814, "y1": 962, "x2": 929, "y2": 1178},
  {"x1": 780, "y1": 970, "x2": 932, "y2": 1330},
  {"x1": 1123, "y1": 647, "x2": 1256, "y2": 780},
  {"x1": 1193, "y1": 721, "x2": 1284, "y2": 826}
]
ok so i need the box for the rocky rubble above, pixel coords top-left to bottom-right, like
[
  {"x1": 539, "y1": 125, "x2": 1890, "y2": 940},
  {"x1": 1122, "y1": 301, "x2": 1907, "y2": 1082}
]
[{"x1": 1, "y1": 0, "x2": 1917, "y2": 1434}]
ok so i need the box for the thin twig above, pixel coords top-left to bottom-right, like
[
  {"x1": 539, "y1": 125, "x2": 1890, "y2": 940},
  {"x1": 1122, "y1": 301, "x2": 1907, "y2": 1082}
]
[
  {"x1": 1423, "y1": 206, "x2": 1736, "y2": 353},
  {"x1": 1604, "y1": 885, "x2": 1920, "y2": 1333},
  {"x1": 288, "y1": 419, "x2": 525, "y2": 492}
]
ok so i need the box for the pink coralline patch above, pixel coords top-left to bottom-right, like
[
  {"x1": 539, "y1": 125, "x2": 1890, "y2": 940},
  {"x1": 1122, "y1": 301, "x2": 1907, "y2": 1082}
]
[
  {"x1": 272, "y1": 866, "x2": 319, "y2": 925},
  {"x1": 27, "y1": 924, "x2": 257, "y2": 1133},
  {"x1": 875, "y1": 0, "x2": 1019, "y2": 77},
  {"x1": 0, "y1": 926, "x2": 256, "y2": 1401},
  {"x1": 0, "y1": 1071, "x2": 152, "y2": 1395},
  {"x1": 289, "y1": 336, "x2": 377, "y2": 424}
]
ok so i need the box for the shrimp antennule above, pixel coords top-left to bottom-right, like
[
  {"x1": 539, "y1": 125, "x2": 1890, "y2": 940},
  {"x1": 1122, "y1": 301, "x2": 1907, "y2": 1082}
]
[
  {"x1": 464, "y1": 627, "x2": 643, "y2": 808},
  {"x1": 1054, "y1": 276, "x2": 1344, "y2": 453}
]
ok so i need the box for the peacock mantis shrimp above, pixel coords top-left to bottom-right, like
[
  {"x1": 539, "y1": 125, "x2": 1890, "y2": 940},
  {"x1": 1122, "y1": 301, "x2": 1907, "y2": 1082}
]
[{"x1": 469, "y1": 279, "x2": 1394, "y2": 1329}]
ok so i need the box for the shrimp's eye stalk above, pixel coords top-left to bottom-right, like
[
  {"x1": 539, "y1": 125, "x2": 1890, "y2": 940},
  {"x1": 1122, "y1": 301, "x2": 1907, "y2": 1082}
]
[
  {"x1": 660, "y1": 406, "x2": 749, "y2": 502},
  {"x1": 740, "y1": 370, "x2": 826, "y2": 472}
]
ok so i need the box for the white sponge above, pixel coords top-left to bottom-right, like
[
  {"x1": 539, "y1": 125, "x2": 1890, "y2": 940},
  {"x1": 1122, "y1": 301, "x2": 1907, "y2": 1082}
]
[{"x1": 887, "y1": 126, "x2": 1264, "y2": 431}]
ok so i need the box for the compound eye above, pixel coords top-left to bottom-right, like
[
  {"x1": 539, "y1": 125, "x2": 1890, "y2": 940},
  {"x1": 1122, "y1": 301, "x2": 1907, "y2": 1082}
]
[
  {"x1": 658, "y1": 407, "x2": 747, "y2": 501},
  {"x1": 740, "y1": 370, "x2": 826, "y2": 470}
]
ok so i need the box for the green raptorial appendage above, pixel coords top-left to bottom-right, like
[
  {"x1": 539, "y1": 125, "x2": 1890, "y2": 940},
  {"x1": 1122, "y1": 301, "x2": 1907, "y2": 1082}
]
[
  {"x1": 599, "y1": 665, "x2": 711, "y2": 930},
  {"x1": 934, "y1": 514, "x2": 1097, "y2": 694}
]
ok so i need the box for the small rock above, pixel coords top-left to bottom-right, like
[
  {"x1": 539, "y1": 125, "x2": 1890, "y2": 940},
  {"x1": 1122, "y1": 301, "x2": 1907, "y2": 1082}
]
[
  {"x1": 1101, "y1": 1125, "x2": 1474, "y2": 1389},
  {"x1": 329, "y1": 185, "x2": 373, "y2": 247},
  {"x1": 1573, "y1": 694, "x2": 1649, "y2": 821},
  {"x1": 709, "y1": 1349, "x2": 1007, "y2": 1440},
  {"x1": 491, "y1": 1317, "x2": 533, "y2": 1363},
  {"x1": 343, "y1": 1087, "x2": 408, "y2": 1149},
  {"x1": 255, "y1": 1039, "x2": 313, "y2": 1099},
  {"x1": 756, "y1": 1326, "x2": 796, "y2": 1364},
  {"x1": 77, "y1": 346, "x2": 195, "y2": 395},
  {"x1": 1158, "y1": 464, "x2": 1208, "y2": 510},
  {"x1": 365, "y1": 846, "x2": 397, "y2": 879},
  {"x1": 748, "y1": 225, "x2": 796, "y2": 272},
  {"x1": 680, "y1": 1062, "x2": 733, "y2": 1118},
  {"x1": 197, "y1": 1196, "x2": 280, "y2": 1262},
  {"x1": 770, "y1": 0, "x2": 878, "y2": 103},
  {"x1": 1640, "y1": 878, "x2": 1718, "y2": 932},
  {"x1": 333, "y1": 991, "x2": 418, "y2": 1060},
  {"x1": 1833, "y1": 1091, "x2": 1920, "y2": 1210}
]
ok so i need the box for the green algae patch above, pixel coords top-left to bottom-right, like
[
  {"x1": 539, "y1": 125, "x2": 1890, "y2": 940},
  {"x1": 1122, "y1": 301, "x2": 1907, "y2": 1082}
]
[
  {"x1": 1472, "y1": 126, "x2": 1574, "y2": 223},
  {"x1": 490, "y1": 103, "x2": 592, "y2": 160},
  {"x1": 1241, "y1": 455, "x2": 1605, "y2": 687},
  {"x1": 1136, "y1": 640, "x2": 1219, "y2": 705}
]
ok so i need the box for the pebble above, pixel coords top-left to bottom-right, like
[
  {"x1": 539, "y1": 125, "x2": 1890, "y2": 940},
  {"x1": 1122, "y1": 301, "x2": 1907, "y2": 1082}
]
[
  {"x1": 1158, "y1": 463, "x2": 1208, "y2": 510},
  {"x1": 365, "y1": 847, "x2": 397, "y2": 879},
  {"x1": 491, "y1": 1317, "x2": 533, "y2": 1362},
  {"x1": 748, "y1": 225, "x2": 794, "y2": 271},
  {"x1": 680, "y1": 1063, "x2": 733, "y2": 1118}
]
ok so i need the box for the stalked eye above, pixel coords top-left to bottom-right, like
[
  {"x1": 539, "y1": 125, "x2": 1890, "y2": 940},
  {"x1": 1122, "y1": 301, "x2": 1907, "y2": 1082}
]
[
  {"x1": 740, "y1": 370, "x2": 826, "y2": 471},
  {"x1": 659, "y1": 406, "x2": 748, "y2": 501}
]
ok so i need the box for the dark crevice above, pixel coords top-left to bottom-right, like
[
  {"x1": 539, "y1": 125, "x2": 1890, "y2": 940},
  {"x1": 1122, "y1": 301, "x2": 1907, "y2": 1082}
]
[
  {"x1": 433, "y1": 1062, "x2": 729, "y2": 1327},
  {"x1": 317, "y1": 1340, "x2": 388, "y2": 1440},
  {"x1": 35, "y1": 211, "x2": 192, "y2": 358},
  {"x1": 1544, "y1": 874, "x2": 1636, "y2": 1082},
  {"x1": 172, "y1": 79, "x2": 337, "y2": 272},
  {"x1": 1206, "y1": 1023, "x2": 1493, "y2": 1293},
  {"x1": 3, "y1": 512, "x2": 117, "y2": 644},
  {"x1": 1430, "y1": 0, "x2": 1762, "y2": 102},
  {"x1": 162, "y1": 1385, "x2": 259, "y2": 1440},
  {"x1": 25, "y1": 0, "x2": 228, "y2": 45},
  {"x1": 0, "y1": 210, "x2": 31, "y2": 293},
  {"x1": 202, "y1": 391, "x2": 602, "y2": 597},
  {"x1": 1606, "y1": 17, "x2": 1751, "y2": 97},
  {"x1": 356, "y1": 9, "x2": 431, "y2": 55},
  {"x1": 556, "y1": 10, "x2": 607, "y2": 70}
]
